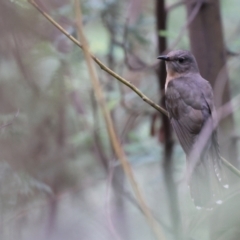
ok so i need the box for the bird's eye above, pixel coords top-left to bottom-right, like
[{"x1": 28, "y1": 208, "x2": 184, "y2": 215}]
[{"x1": 178, "y1": 57, "x2": 185, "y2": 64}]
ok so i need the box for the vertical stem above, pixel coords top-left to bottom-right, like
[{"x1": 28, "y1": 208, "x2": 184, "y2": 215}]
[
  {"x1": 187, "y1": 0, "x2": 238, "y2": 167},
  {"x1": 155, "y1": 1, "x2": 182, "y2": 239}
]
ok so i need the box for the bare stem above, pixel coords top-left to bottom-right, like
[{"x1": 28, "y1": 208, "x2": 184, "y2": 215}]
[{"x1": 73, "y1": 0, "x2": 166, "y2": 239}]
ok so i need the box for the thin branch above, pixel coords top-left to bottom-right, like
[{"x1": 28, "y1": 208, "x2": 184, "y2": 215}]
[
  {"x1": 119, "y1": 0, "x2": 203, "y2": 69},
  {"x1": 221, "y1": 156, "x2": 240, "y2": 177},
  {"x1": 226, "y1": 49, "x2": 240, "y2": 57},
  {"x1": 73, "y1": 1, "x2": 165, "y2": 239},
  {"x1": 0, "y1": 109, "x2": 19, "y2": 130}
]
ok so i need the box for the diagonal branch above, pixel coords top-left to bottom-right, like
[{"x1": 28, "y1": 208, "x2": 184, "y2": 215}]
[{"x1": 73, "y1": 0, "x2": 166, "y2": 239}]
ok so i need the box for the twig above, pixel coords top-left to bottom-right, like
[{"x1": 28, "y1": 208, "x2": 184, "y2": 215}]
[
  {"x1": 0, "y1": 109, "x2": 19, "y2": 130},
  {"x1": 221, "y1": 156, "x2": 240, "y2": 177},
  {"x1": 73, "y1": 1, "x2": 165, "y2": 239}
]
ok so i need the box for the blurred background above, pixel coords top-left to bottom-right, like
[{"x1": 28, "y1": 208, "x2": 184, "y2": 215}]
[{"x1": 1, "y1": 0, "x2": 240, "y2": 239}]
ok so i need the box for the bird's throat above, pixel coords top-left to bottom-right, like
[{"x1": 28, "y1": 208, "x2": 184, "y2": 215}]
[{"x1": 165, "y1": 71, "x2": 183, "y2": 91}]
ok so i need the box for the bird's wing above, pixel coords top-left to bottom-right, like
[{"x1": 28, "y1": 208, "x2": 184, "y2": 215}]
[{"x1": 166, "y1": 77, "x2": 208, "y2": 155}]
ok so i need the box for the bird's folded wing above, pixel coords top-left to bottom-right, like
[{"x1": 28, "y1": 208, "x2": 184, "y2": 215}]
[{"x1": 170, "y1": 105, "x2": 203, "y2": 155}]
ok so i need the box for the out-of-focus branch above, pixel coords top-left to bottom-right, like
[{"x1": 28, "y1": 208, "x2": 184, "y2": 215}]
[
  {"x1": 226, "y1": 49, "x2": 240, "y2": 57},
  {"x1": 121, "y1": 18, "x2": 150, "y2": 71},
  {"x1": 105, "y1": 160, "x2": 122, "y2": 240},
  {"x1": 114, "y1": 0, "x2": 202, "y2": 71},
  {"x1": 167, "y1": 0, "x2": 203, "y2": 51},
  {"x1": 166, "y1": 0, "x2": 187, "y2": 12},
  {"x1": 0, "y1": 109, "x2": 19, "y2": 130},
  {"x1": 221, "y1": 156, "x2": 240, "y2": 177},
  {"x1": 73, "y1": 1, "x2": 165, "y2": 239}
]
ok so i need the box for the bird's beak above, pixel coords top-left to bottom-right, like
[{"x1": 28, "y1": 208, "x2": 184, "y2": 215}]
[{"x1": 157, "y1": 55, "x2": 169, "y2": 61}]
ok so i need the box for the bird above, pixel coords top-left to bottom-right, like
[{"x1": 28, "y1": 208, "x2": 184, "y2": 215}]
[{"x1": 158, "y1": 50, "x2": 228, "y2": 207}]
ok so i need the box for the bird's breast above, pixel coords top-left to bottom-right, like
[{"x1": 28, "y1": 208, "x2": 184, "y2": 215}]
[
  {"x1": 165, "y1": 75, "x2": 174, "y2": 91},
  {"x1": 165, "y1": 72, "x2": 184, "y2": 92}
]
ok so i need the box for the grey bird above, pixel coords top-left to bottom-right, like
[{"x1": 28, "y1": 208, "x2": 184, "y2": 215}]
[{"x1": 158, "y1": 50, "x2": 228, "y2": 207}]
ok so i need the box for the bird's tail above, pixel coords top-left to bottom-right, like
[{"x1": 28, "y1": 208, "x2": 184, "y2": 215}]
[{"x1": 189, "y1": 135, "x2": 229, "y2": 207}]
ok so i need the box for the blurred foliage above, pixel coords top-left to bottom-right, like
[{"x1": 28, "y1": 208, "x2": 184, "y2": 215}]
[{"x1": 0, "y1": 0, "x2": 240, "y2": 240}]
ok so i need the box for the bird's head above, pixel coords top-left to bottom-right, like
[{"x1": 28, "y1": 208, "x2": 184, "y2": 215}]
[{"x1": 158, "y1": 50, "x2": 199, "y2": 77}]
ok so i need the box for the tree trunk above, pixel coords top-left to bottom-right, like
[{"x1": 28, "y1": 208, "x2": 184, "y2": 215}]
[
  {"x1": 155, "y1": 1, "x2": 182, "y2": 239},
  {"x1": 187, "y1": 1, "x2": 239, "y2": 239},
  {"x1": 187, "y1": 0, "x2": 238, "y2": 167}
]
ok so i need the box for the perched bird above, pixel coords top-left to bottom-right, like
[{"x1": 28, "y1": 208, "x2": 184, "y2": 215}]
[{"x1": 158, "y1": 50, "x2": 228, "y2": 207}]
